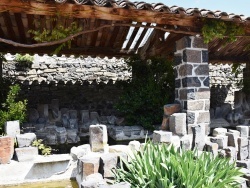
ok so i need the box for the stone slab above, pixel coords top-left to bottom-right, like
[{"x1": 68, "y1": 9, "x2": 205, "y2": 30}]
[{"x1": 15, "y1": 147, "x2": 38, "y2": 162}]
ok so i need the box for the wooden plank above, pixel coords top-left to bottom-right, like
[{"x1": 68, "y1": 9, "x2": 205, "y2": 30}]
[
  {"x1": 85, "y1": 18, "x2": 96, "y2": 46},
  {"x1": 14, "y1": 13, "x2": 27, "y2": 43},
  {"x1": 114, "y1": 21, "x2": 131, "y2": 49},
  {"x1": 124, "y1": 22, "x2": 141, "y2": 51},
  {"x1": 97, "y1": 20, "x2": 110, "y2": 47},
  {"x1": 27, "y1": 14, "x2": 36, "y2": 43},
  {"x1": 106, "y1": 21, "x2": 121, "y2": 48},
  {"x1": 0, "y1": 1, "x2": 201, "y2": 29},
  {"x1": 147, "y1": 33, "x2": 185, "y2": 57},
  {"x1": 90, "y1": 19, "x2": 101, "y2": 47},
  {"x1": 133, "y1": 22, "x2": 151, "y2": 52},
  {"x1": 2, "y1": 12, "x2": 16, "y2": 41}
]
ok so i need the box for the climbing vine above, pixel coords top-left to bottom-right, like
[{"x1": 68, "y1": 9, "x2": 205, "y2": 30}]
[
  {"x1": 29, "y1": 15, "x2": 82, "y2": 54},
  {"x1": 202, "y1": 19, "x2": 244, "y2": 44}
]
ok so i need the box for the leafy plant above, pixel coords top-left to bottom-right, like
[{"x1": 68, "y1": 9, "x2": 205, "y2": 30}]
[
  {"x1": 202, "y1": 19, "x2": 244, "y2": 44},
  {"x1": 115, "y1": 56, "x2": 174, "y2": 130},
  {"x1": 32, "y1": 139, "x2": 52, "y2": 156},
  {"x1": 114, "y1": 142, "x2": 244, "y2": 188},
  {"x1": 0, "y1": 84, "x2": 27, "y2": 134},
  {"x1": 14, "y1": 54, "x2": 34, "y2": 70},
  {"x1": 29, "y1": 14, "x2": 82, "y2": 54}
]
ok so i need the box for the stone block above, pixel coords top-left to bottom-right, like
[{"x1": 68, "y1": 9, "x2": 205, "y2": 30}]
[
  {"x1": 171, "y1": 135, "x2": 180, "y2": 148},
  {"x1": 228, "y1": 129, "x2": 240, "y2": 137},
  {"x1": 161, "y1": 115, "x2": 169, "y2": 130},
  {"x1": 205, "y1": 141, "x2": 218, "y2": 156},
  {"x1": 67, "y1": 129, "x2": 79, "y2": 144},
  {"x1": 99, "y1": 182, "x2": 131, "y2": 188},
  {"x1": 90, "y1": 112, "x2": 100, "y2": 122},
  {"x1": 226, "y1": 132, "x2": 239, "y2": 150},
  {"x1": 37, "y1": 104, "x2": 49, "y2": 119},
  {"x1": 71, "y1": 144, "x2": 91, "y2": 161},
  {"x1": 81, "y1": 180, "x2": 101, "y2": 188},
  {"x1": 28, "y1": 108, "x2": 39, "y2": 123},
  {"x1": 89, "y1": 125, "x2": 108, "y2": 152},
  {"x1": 16, "y1": 133, "x2": 36, "y2": 148},
  {"x1": 129, "y1": 141, "x2": 140, "y2": 152},
  {"x1": 193, "y1": 36, "x2": 208, "y2": 49},
  {"x1": 192, "y1": 125, "x2": 205, "y2": 151},
  {"x1": 196, "y1": 88, "x2": 210, "y2": 100},
  {"x1": 69, "y1": 118, "x2": 78, "y2": 129},
  {"x1": 0, "y1": 136, "x2": 14, "y2": 164},
  {"x1": 15, "y1": 147, "x2": 38, "y2": 162},
  {"x1": 210, "y1": 136, "x2": 228, "y2": 149},
  {"x1": 197, "y1": 112, "x2": 210, "y2": 124},
  {"x1": 81, "y1": 110, "x2": 90, "y2": 123},
  {"x1": 45, "y1": 134, "x2": 57, "y2": 145},
  {"x1": 236, "y1": 126, "x2": 249, "y2": 138},
  {"x1": 183, "y1": 49, "x2": 201, "y2": 63},
  {"x1": 34, "y1": 124, "x2": 45, "y2": 131},
  {"x1": 69, "y1": 110, "x2": 78, "y2": 119},
  {"x1": 179, "y1": 64, "x2": 193, "y2": 76},
  {"x1": 194, "y1": 65, "x2": 209, "y2": 75},
  {"x1": 180, "y1": 135, "x2": 192, "y2": 150},
  {"x1": 99, "y1": 153, "x2": 118, "y2": 178},
  {"x1": 237, "y1": 160, "x2": 250, "y2": 169},
  {"x1": 169, "y1": 113, "x2": 187, "y2": 136},
  {"x1": 50, "y1": 99, "x2": 59, "y2": 119},
  {"x1": 238, "y1": 137, "x2": 248, "y2": 160},
  {"x1": 179, "y1": 88, "x2": 195, "y2": 100},
  {"x1": 176, "y1": 36, "x2": 191, "y2": 51},
  {"x1": 79, "y1": 156, "x2": 100, "y2": 179},
  {"x1": 153, "y1": 131, "x2": 172, "y2": 143},
  {"x1": 182, "y1": 77, "x2": 201, "y2": 87},
  {"x1": 187, "y1": 101, "x2": 204, "y2": 111},
  {"x1": 219, "y1": 147, "x2": 235, "y2": 160},
  {"x1": 4, "y1": 120, "x2": 20, "y2": 138},
  {"x1": 212, "y1": 128, "x2": 227, "y2": 137},
  {"x1": 56, "y1": 127, "x2": 67, "y2": 144},
  {"x1": 163, "y1": 104, "x2": 181, "y2": 116}
]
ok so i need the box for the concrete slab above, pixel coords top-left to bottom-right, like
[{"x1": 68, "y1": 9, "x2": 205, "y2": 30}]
[{"x1": 0, "y1": 154, "x2": 76, "y2": 186}]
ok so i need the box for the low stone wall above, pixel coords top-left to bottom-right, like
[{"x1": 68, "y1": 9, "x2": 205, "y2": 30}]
[
  {"x1": 3, "y1": 54, "x2": 131, "y2": 83},
  {"x1": 3, "y1": 54, "x2": 132, "y2": 115}
]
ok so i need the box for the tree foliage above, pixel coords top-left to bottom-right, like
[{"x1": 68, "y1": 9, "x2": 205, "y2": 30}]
[
  {"x1": 115, "y1": 56, "x2": 175, "y2": 130},
  {"x1": 29, "y1": 15, "x2": 82, "y2": 54},
  {"x1": 202, "y1": 19, "x2": 244, "y2": 44}
]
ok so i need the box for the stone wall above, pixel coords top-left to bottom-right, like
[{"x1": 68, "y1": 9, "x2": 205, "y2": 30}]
[
  {"x1": 209, "y1": 63, "x2": 245, "y2": 108},
  {"x1": 2, "y1": 54, "x2": 132, "y2": 115},
  {"x1": 3, "y1": 54, "x2": 131, "y2": 83}
]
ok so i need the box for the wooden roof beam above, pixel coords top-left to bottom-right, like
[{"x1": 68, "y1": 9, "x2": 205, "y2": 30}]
[{"x1": 0, "y1": 0, "x2": 199, "y2": 28}]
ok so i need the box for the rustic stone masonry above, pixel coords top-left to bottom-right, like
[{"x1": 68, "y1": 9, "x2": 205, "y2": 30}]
[
  {"x1": 3, "y1": 54, "x2": 131, "y2": 84},
  {"x1": 209, "y1": 63, "x2": 245, "y2": 108},
  {"x1": 174, "y1": 36, "x2": 210, "y2": 135}
]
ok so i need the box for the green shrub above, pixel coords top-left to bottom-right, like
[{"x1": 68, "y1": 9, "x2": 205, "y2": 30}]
[
  {"x1": 32, "y1": 139, "x2": 52, "y2": 156},
  {"x1": 14, "y1": 54, "x2": 34, "y2": 70},
  {"x1": 114, "y1": 142, "x2": 244, "y2": 188},
  {"x1": 0, "y1": 84, "x2": 27, "y2": 134},
  {"x1": 115, "y1": 56, "x2": 174, "y2": 130}
]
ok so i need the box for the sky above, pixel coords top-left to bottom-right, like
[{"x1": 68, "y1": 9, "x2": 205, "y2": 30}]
[{"x1": 144, "y1": 0, "x2": 250, "y2": 17}]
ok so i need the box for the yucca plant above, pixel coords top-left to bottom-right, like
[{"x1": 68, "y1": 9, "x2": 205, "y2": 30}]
[{"x1": 113, "y1": 141, "x2": 244, "y2": 188}]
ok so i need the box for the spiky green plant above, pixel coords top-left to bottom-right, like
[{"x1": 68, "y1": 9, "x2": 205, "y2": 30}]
[{"x1": 114, "y1": 142, "x2": 244, "y2": 188}]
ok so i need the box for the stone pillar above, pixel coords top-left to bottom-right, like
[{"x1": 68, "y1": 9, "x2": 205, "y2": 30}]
[{"x1": 174, "y1": 36, "x2": 210, "y2": 135}]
